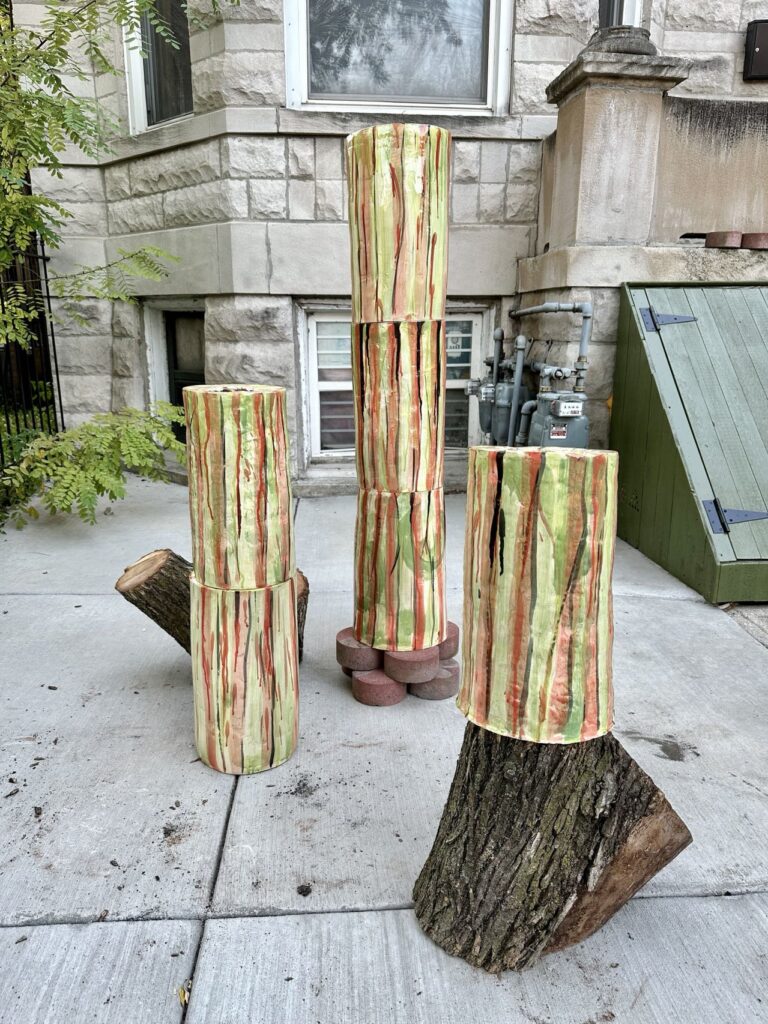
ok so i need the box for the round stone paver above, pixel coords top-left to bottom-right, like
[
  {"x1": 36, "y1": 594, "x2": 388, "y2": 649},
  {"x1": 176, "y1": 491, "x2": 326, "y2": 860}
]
[
  {"x1": 351, "y1": 669, "x2": 407, "y2": 707},
  {"x1": 383, "y1": 647, "x2": 440, "y2": 684},
  {"x1": 336, "y1": 627, "x2": 383, "y2": 672},
  {"x1": 409, "y1": 660, "x2": 460, "y2": 701}
]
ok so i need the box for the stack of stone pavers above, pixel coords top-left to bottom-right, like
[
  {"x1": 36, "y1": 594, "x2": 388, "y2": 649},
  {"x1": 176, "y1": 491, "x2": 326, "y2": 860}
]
[{"x1": 335, "y1": 123, "x2": 460, "y2": 706}]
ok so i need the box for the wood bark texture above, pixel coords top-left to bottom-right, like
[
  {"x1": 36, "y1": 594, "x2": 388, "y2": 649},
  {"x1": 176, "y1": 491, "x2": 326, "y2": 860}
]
[
  {"x1": 115, "y1": 549, "x2": 192, "y2": 654},
  {"x1": 352, "y1": 321, "x2": 445, "y2": 492},
  {"x1": 413, "y1": 723, "x2": 692, "y2": 973},
  {"x1": 115, "y1": 550, "x2": 309, "y2": 662},
  {"x1": 184, "y1": 384, "x2": 294, "y2": 590},
  {"x1": 346, "y1": 123, "x2": 450, "y2": 323},
  {"x1": 354, "y1": 487, "x2": 446, "y2": 651},
  {"x1": 190, "y1": 575, "x2": 299, "y2": 775},
  {"x1": 458, "y1": 446, "x2": 618, "y2": 743}
]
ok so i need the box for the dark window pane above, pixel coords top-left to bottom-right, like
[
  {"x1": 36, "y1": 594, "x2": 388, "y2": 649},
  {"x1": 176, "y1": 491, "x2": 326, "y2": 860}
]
[
  {"x1": 307, "y1": 0, "x2": 490, "y2": 104},
  {"x1": 445, "y1": 320, "x2": 473, "y2": 380},
  {"x1": 141, "y1": 0, "x2": 193, "y2": 126},
  {"x1": 599, "y1": 0, "x2": 624, "y2": 27},
  {"x1": 319, "y1": 390, "x2": 355, "y2": 450},
  {"x1": 445, "y1": 389, "x2": 469, "y2": 448}
]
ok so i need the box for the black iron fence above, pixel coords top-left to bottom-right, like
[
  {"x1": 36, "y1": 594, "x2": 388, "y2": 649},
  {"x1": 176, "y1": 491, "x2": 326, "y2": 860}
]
[{"x1": 0, "y1": 241, "x2": 63, "y2": 468}]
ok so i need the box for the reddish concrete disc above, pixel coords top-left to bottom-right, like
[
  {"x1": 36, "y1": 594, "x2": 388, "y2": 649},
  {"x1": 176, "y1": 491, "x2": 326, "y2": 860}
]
[
  {"x1": 352, "y1": 669, "x2": 407, "y2": 707},
  {"x1": 438, "y1": 621, "x2": 460, "y2": 660},
  {"x1": 705, "y1": 230, "x2": 742, "y2": 249},
  {"x1": 336, "y1": 627, "x2": 383, "y2": 671},
  {"x1": 341, "y1": 665, "x2": 353, "y2": 678},
  {"x1": 409, "y1": 664, "x2": 460, "y2": 701},
  {"x1": 383, "y1": 647, "x2": 440, "y2": 684},
  {"x1": 742, "y1": 232, "x2": 768, "y2": 250}
]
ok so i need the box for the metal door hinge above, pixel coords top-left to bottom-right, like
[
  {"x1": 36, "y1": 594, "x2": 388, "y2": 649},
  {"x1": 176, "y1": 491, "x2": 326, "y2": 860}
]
[
  {"x1": 703, "y1": 497, "x2": 768, "y2": 534},
  {"x1": 640, "y1": 306, "x2": 697, "y2": 332}
]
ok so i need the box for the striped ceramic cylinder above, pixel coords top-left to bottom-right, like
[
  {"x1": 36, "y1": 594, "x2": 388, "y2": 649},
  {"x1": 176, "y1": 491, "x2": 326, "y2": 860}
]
[
  {"x1": 354, "y1": 488, "x2": 446, "y2": 651},
  {"x1": 347, "y1": 123, "x2": 449, "y2": 323},
  {"x1": 352, "y1": 321, "x2": 446, "y2": 493},
  {"x1": 184, "y1": 384, "x2": 298, "y2": 775},
  {"x1": 184, "y1": 385, "x2": 294, "y2": 590},
  {"x1": 347, "y1": 123, "x2": 450, "y2": 651},
  {"x1": 457, "y1": 446, "x2": 618, "y2": 744},
  {"x1": 190, "y1": 575, "x2": 299, "y2": 774}
]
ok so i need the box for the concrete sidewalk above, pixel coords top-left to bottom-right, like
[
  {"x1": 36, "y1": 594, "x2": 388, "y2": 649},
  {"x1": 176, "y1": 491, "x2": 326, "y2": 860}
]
[{"x1": 1, "y1": 479, "x2": 767, "y2": 1024}]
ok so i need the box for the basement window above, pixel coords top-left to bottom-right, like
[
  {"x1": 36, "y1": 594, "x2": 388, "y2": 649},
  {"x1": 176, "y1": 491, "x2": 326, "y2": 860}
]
[{"x1": 305, "y1": 310, "x2": 486, "y2": 460}]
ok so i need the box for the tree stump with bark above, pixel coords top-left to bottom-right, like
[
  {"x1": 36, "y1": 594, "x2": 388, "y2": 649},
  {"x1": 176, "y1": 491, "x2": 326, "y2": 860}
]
[
  {"x1": 115, "y1": 550, "x2": 309, "y2": 660},
  {"x1": 414, "y1": 446, "x2": 691, "y2": 970}
]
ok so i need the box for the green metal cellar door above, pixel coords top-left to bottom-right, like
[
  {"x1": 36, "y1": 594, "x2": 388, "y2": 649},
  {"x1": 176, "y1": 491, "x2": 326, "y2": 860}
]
[{"x1": 611, "y1": 284, "x2": 768, "y2": 603}]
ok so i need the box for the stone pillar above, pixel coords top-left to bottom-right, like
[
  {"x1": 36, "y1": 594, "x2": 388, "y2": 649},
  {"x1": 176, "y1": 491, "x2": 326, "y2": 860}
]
[{"x1": 543, "y1": 27, "x2": 689, "y2": 248}]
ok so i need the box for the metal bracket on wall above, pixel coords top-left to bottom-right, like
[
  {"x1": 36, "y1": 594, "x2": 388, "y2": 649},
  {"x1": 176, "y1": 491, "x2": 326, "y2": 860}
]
[
  {"x1": 640, "y1": 307, "x2": 697, "y2": 332},
  {"x1": 703, "y1": 497, "x2": 768, "y2": 535}
]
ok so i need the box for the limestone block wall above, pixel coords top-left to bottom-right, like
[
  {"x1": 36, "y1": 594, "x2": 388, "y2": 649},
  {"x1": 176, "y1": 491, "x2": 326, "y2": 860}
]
[
  {"x1": 652, "y1": 97, "x2": 768, "y2": 240},
  {"x1": 16, "y1": 0, "x2": 768, "y2": 469}
]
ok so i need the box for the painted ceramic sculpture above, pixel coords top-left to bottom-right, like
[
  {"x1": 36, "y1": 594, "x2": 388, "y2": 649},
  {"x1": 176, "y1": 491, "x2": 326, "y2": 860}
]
[
  {"x1": 346, "y1": 123, "x2": 450, "y2": 651},
  {"x1": 184, "y1": 384, "x2": 299, "y2": 775},
  {"x1": 415, "y1": 443, "x2": 690, "y2": 973},
  {"x1": 457, "y1": 446, "x2": 617, "y2": 743}
]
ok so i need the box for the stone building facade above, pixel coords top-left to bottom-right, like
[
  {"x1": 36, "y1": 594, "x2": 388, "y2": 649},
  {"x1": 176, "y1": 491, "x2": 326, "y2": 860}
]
[{"x1": 21, "y1": 0, "x2": 768, "y2": 490}]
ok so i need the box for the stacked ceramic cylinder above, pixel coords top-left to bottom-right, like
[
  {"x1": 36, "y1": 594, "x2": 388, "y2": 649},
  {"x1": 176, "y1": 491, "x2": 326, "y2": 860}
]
[
  {"x1": 457, "y1": 446, "x2": 617, "y2": 742},
  {"x1": 184, "y1": 384, "x2": 299, "y2": 774},
  {"x1": 337, "y1": 123, "x2": 459, "y2": 706}
]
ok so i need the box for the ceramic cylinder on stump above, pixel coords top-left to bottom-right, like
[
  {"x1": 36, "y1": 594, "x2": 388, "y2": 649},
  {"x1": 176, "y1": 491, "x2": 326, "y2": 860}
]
[
  {"x1": 458, "y1": 446, "x2": 617, "y2": 743},
  {"x1": 184, "y1": 384, "x2": 299, "y2": 775},
  {"x1": 414, "y1": 445, "x2": 691, "y2": 971},
  {"x1": 346, "y1": 123, "x2": 450, "y2": 651}
]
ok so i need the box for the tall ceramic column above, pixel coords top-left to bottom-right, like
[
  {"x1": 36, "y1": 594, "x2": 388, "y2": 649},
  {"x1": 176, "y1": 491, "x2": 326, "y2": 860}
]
[
  {"x1": 184, "y1": 384, "x2": 299, "y2": 774},
  {"x1": 346, "y1": 123, "x2": 450, "y2": 653}
]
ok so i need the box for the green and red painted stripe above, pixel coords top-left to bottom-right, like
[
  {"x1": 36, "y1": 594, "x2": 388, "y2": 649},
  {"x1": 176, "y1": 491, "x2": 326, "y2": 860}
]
[
  {"x1": 352, "y1": 320, "x2": 446, "y2": 493},
  {"x1": 190, "y1": 574, "x2": 299, "y2": 774},
  {"x1": 457, "y1": 446, "x2": 617, "y2": 743},
  {"x1": 184, "y1": 385, "x2": 294, "y2": 591},
  {"x1": 347, "y1": 123, "x2": 450, "y2": 323},
  {"x1": 354, "y1": 487, "x2": 446, "y2": 651}
]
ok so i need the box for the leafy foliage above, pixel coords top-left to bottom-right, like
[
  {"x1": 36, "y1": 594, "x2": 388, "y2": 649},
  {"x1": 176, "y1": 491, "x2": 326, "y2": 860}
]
[
  {"x1": 0, "y1": 0, "x2": 232, "y2": 347},
  {"x1": 1, "y1": 403, "x2": 187, "y2": 527}
]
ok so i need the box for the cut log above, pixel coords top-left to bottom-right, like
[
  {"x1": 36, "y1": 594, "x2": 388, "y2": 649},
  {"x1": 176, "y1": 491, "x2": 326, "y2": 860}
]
[
  {"x1": 115, "y1": 549, "x2": 192, "y2": 654},
  {"x1": 115, "y1": 550, "x2": 309, "y2": 662},
  {"x1": 413, "y1": 723, "x2": 692, "y2": 973}
]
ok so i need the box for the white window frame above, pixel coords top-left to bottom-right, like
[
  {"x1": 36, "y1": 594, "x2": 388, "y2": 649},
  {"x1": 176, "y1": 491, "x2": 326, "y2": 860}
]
[
  {"x1": 302, "y1": 307, "x2": 489, "y2": 463},
  {"x1": 123, "y1": 18, "x2": 194, "y2": 136},
  {"x1": 600, "y1": 0, "x2": 643, "y2": 28},
  {"x1": 284, "y1": 0, "x2": 513, "y2": 116},
  {"x1": 143, "y1": 298, "x2": 205, "y2": 406}
]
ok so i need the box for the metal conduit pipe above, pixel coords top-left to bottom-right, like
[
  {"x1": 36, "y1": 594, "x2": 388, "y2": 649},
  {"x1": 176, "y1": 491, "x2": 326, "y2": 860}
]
[
  {"x1": 506, "y1": 334, "x2": 528, "y2": 447},
  {"x1": 491, "y1": 327, "x2": 504, "y2": 388},
  {"x1": 515, "y1": 399, "x2": 538, "y2": 446},
  {"x1": 510, "y1": 301, "x2": 593, "y2": 392}
]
